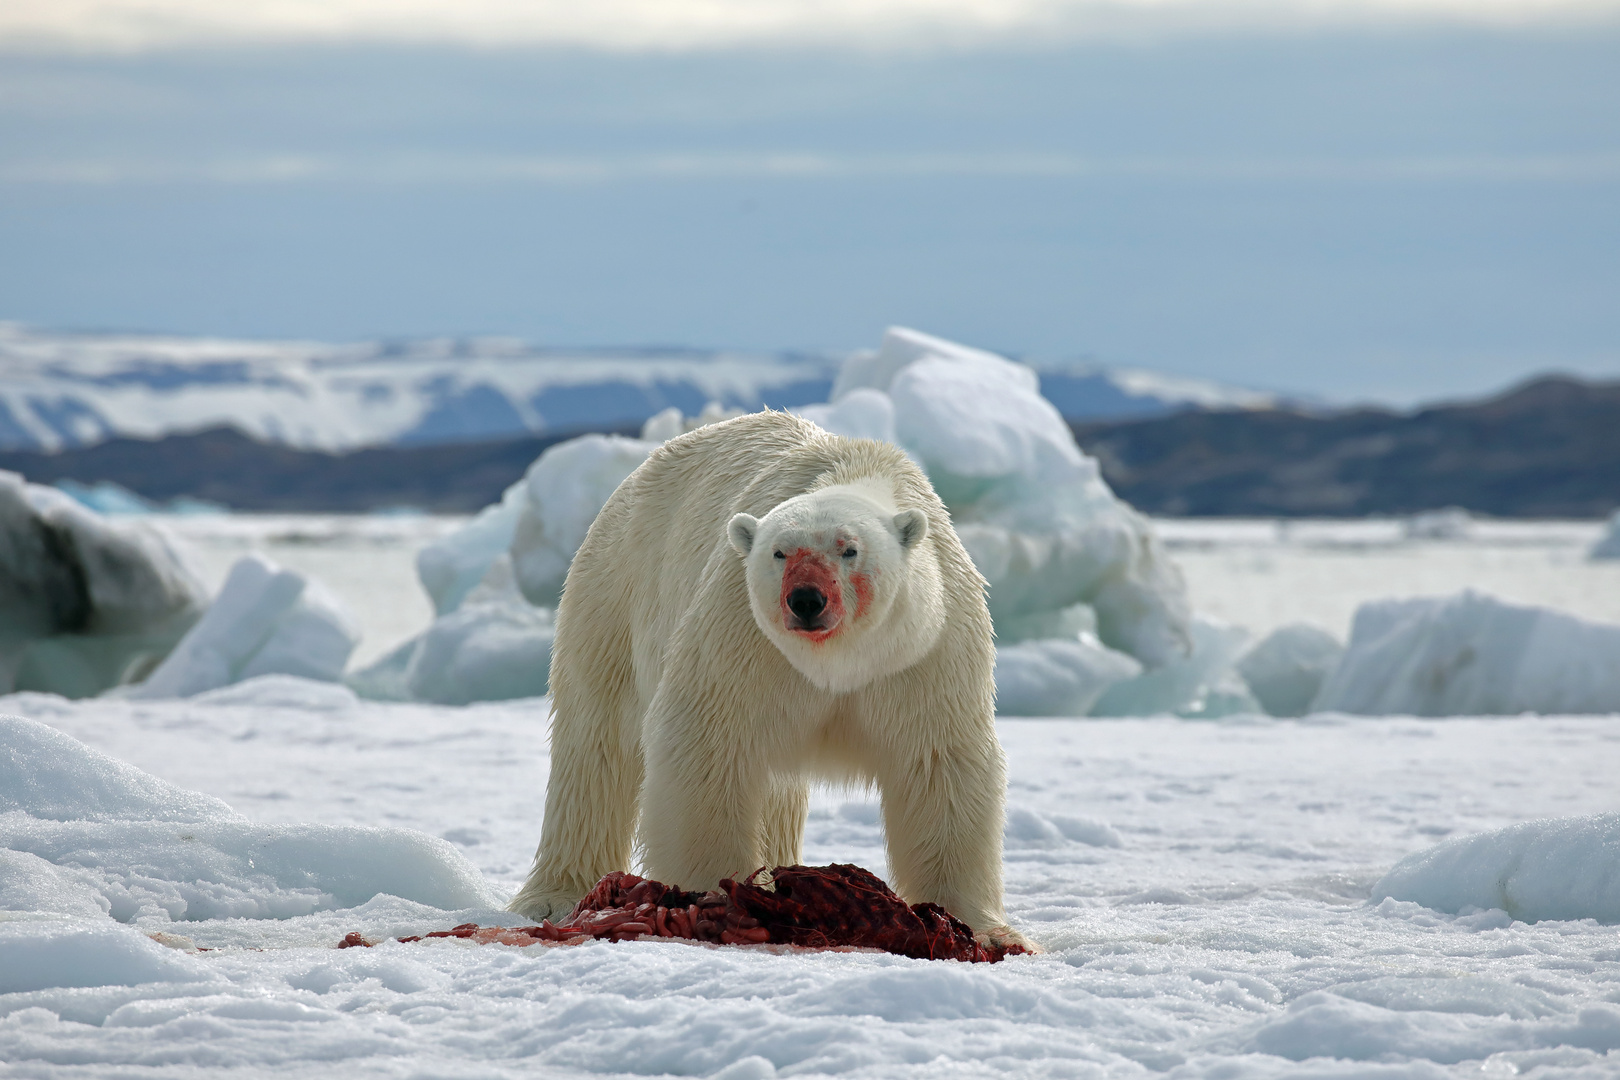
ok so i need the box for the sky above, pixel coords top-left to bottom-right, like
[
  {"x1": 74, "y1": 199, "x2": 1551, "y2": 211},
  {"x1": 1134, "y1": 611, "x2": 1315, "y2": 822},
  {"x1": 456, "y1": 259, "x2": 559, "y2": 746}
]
[{"x1": 1, "y1": 0, "x2": 1618, "y2": 405}]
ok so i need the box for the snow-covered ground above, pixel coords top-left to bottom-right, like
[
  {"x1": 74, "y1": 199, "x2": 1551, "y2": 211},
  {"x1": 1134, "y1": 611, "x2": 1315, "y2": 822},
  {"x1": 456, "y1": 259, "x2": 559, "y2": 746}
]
[
  {"x1": 5, "y1": 514, "x2": 1620, "y2": 1077},
  {"x1": 5, "y1": 684, "x2": 1620, "y2": 1077}
]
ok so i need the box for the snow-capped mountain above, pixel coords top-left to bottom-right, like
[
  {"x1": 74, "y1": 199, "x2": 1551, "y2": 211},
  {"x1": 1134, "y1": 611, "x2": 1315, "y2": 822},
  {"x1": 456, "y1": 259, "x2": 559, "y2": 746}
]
[{"x1": 0, "y1": 324, "x2": 1278, "y2": 453}]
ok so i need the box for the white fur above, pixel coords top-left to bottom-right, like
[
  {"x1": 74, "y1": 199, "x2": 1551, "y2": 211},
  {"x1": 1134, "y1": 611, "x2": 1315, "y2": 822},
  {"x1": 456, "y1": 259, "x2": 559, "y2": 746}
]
[{"x1": 510, "y1": 411, "x2": 1026, "y2": 948}]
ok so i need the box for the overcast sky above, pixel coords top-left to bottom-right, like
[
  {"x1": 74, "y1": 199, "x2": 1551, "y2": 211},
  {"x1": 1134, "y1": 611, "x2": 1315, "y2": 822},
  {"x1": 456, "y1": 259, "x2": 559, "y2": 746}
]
[{"x1": 2, "y1": 0, "x2": 1617, "y2": 404}]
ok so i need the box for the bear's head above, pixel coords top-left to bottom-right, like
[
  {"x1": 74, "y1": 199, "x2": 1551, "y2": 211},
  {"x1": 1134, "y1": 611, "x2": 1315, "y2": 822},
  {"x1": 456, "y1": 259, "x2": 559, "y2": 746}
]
[{"x1": 728, "y1": 482, "x2": 945, "y2": 692}]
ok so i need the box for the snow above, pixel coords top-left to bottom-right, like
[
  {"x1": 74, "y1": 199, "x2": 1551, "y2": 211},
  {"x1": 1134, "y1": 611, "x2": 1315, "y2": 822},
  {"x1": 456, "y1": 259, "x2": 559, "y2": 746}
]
[
  {"x1": 0, "y1": 470, "x2": 206, "y2": 699},
  {"x1": 127, "y1": 553, "x2": 358, "y2": 699},
  {"x1": 1313, "y1": 590, "x2": 1620, "y2": 716},
  {"x1": 1373, "y1": 813, "x2": 1620, "y2": 925},
  {"x1": 6, "y1": 679, "x2": 1620, "y2": 1076}
]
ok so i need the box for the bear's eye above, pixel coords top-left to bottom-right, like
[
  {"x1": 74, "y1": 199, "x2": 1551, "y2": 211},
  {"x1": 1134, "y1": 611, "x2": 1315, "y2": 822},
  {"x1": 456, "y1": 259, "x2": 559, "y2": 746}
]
[
  {"x1": 773, "y1": 551, "x2": 785, "y2": 560},
  {"x1": 842, "y1": 547, "x2": 857, "y2": 558}
]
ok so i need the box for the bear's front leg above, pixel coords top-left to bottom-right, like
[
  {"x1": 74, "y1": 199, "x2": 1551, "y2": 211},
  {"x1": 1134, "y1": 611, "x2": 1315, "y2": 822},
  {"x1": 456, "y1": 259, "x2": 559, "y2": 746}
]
[
  {"x1": 877, "y1": 729, "x2": 1031, "y2": 949},
  {"x1": 638, "y1": 685, "x2": 774, "y2": 893}
]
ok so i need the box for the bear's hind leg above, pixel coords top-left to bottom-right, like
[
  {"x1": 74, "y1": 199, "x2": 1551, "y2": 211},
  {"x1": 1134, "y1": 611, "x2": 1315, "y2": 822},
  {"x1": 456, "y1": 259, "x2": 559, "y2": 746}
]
[{"x1": 758, "y1": 777, "x2": 809, "y2": 869}]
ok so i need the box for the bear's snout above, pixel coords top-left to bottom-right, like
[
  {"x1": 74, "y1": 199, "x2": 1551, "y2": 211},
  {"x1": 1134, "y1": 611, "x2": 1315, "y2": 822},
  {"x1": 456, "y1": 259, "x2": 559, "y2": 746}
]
[
  {"x1": 787, "y1": 586, "x2": 827, "y2": 623},
  {"x1": 778, "y1": 550, "x2": 845, "y2": 639}
]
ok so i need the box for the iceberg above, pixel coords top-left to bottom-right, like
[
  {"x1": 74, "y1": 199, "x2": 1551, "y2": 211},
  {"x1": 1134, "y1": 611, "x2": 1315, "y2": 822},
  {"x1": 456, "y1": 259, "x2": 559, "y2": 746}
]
[
  {"x1": 1237, "y1": 623, "x2": 1345, "y2": 717},
  {"x1": 1312, "y1": 590, "x2": 1620, "y2": 716},
  {"x1": 128, "y1": 553, "x2": 358, "y2": 699},
  {"x1": 1373, "y1": 813, "x2": 1620, "y2": 924},
  {"x1": 0, "y1": 470, "x2": 205, "y2": 698},
  {"x1": 0, "y1": 713, "x2": 505, "y2": 926}
]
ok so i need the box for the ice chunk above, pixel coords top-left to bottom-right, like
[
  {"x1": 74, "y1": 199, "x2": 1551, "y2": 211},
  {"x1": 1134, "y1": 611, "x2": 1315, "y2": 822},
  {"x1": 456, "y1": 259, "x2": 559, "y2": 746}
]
[
  {"x1": 837, "y1": 328, "x2": 1192, "y2": 669},
  {"x1": 0, "y1": 470, "x2": 205, "y2": 698},
  {"x1": 1373, "y1": 813, "x2": 1620, "y2": 923},
  {"x1": 1237, "y1": 623, "x2": 1345, "y2": 717},
  {"x1": 793, "y1": 388, "x2": 897, "y2": 444},
  {"x1": 1312, "y1": 590, "x2": 1620, "y2": 716},
  {"x1": 1093, "y1": 617, "x2": 1258, "y2": 717},
  {"x1": 510, "y1": 434, "x2": 657, "y2": 608},
  {"x1": 1589, "y1": 510, "x2": 1620, "y2": 560},
  {"x1": 128, "y1": 554, "x2": 358, "y2": 699},
  {"x1": 405, "y1": 556, "x2": 554, "y2": 705},
  {"x1": 0, "y1": 713, "x2": 505, "y2": 923},
  {"x1": 351, "y1": 555, "x2": 554, "y2": 705},
  {"x1": 54, "y1": 479, "x2": 155, "y2": 515},
  {"x1": 994, "y1": 637, "x2": 1142, "y2": 717},
  {"x1": 1402, "y1": 507, "x2": 1475, "y2": 540},
  {"x1": 639, "y1": 401, "x2": 746, "y2": 443},
  {"x1": 416, "y1": 478, "x2": 527, "y2": 617}
]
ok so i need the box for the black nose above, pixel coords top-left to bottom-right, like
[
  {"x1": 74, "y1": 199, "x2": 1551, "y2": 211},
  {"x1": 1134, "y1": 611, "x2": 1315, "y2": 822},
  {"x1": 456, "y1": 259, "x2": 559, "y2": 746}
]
[{"x1": 787, "y1": 586, "x2": 827, "y2": 622}]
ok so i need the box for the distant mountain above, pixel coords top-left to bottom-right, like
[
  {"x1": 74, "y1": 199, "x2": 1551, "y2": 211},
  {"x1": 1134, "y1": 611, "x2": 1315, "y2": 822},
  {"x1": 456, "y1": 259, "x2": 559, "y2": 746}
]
[
  {"x1": 0, "y1": 426, "x2": 599, "y2": 513},
  {"x1": 1072, "y1": 375, "x2": 1620, "y2": 518},
  {"x1": 0, "y1": 324, "x2": 1271, "y2": 453}
]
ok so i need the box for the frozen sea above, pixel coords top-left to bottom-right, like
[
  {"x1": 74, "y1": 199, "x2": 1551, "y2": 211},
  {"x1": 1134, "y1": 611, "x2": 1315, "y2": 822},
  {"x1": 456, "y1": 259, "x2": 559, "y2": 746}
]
[{"x1": 4, "y1": 515, "x2": 1620, "y2": 1078}]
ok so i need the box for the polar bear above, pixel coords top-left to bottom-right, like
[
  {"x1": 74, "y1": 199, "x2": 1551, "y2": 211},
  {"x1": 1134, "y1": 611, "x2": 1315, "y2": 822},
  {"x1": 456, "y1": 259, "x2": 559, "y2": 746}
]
[{"x1": 510, "y1": 411, "x2": 1024, "y2": 947}]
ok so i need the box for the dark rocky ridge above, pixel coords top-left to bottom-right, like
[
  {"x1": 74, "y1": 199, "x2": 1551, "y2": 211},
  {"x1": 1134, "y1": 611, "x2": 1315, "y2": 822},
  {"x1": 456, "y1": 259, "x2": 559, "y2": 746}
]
[
  {"x1": 3, "y1": 375, "x2": 1618, "y2": 517},
  {"x1": 1071, "y1": 375, "x2": 1620, "y2": 518},
  {"x1": 0, "y1": 426, "x2": 634, "y2": 514}
]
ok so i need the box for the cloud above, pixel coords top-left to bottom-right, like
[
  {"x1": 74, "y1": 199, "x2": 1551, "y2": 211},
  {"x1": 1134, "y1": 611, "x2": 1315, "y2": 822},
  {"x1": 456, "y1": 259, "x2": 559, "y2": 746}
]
[
  {"x1": 6, "y1": 151, "x2": 1620, "y2": 185},
  {"x1": 4, "y1": 0, "x2": 1618, "y2": 54}
]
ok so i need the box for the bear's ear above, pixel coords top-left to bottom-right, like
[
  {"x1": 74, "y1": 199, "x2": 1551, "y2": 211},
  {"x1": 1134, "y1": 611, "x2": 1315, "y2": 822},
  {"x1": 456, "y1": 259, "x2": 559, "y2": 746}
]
[
  {"x1": 893, "y1": 508, "x2": 928, "y2": 549},
  {"x1": 728, "y1": 513, "x2": 760, "y2": 556}
]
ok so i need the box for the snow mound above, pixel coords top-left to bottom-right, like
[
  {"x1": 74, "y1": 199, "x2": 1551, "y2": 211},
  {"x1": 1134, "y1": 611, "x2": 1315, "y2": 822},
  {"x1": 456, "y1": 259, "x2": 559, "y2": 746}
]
[
  {"x1": 1589, "y1": 510, "x2": 1620, "y2": 560},
  {"x1": 1312, "y1": 590, "x2": 1620, "y2": 716},
  {"x1": 0, "y1": 470, "x2": 205, "y2": 698},
  {"x1": 0, "y1": 920, "x2": 211, "y2": 994},
  {"x1": 1373, "y1": 813, "x2": 1620, "y2": 923},
  {"x1": 1237, "y1": 623, "x2": 1345, "y2": 717},
  {"x1": 0, "y1": 713, "x2": 504, "y2": 924},
  {"x1": 127, "y1": 553, "x2": 358, "y2": 699}
]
